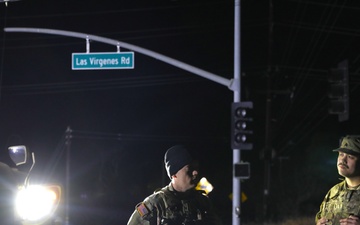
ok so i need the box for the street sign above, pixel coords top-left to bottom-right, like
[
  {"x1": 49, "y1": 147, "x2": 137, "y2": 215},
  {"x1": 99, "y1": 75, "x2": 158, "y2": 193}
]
[{"x1": 72, "y1": 52, "x2": 134, "y2": 70}]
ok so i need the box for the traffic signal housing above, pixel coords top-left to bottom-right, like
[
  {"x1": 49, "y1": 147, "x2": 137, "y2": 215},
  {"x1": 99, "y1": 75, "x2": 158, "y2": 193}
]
[
  {"x1": 234, "y1": 162, "x2": 251, "y2": 179},
  {"x1": 328, "y1": 60, "x2": 349, "y2": 122},
  {"x1": 231, "y1": 101, "x2": 253, "y2": 150}
]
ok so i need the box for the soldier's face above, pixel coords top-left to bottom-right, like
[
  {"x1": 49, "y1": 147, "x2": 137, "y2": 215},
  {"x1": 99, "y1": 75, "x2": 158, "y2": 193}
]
[
  {"x1": 337, "y1": 152, "x2": 360, "y2": 177},
  {"x1": 174, "y1": 165, "x2": 198, "y2": 191}
]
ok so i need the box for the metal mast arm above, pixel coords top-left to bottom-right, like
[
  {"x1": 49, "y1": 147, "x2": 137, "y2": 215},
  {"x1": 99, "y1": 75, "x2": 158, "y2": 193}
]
[{"x1": 4, "y1": 27, "x2": 234, "y2": 91}]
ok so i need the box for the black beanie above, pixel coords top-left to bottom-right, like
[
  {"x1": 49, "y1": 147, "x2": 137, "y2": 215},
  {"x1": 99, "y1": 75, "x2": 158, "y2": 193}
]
[{"x1": 164, "y1": 145, "x2": 193, "y2": 179}]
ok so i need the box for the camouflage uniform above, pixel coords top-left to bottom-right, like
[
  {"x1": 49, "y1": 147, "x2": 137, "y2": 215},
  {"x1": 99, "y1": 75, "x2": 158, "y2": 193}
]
[
  {"x1": 127, "y1": 184, "x2": 222, "y2": 225},
  {"x1": 315, "y1": 180, "x2": 360, "y2": 225}
]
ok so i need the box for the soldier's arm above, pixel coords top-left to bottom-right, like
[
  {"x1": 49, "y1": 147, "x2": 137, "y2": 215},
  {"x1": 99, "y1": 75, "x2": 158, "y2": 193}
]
[
  {"x1": 315, "y1": 188, "x2": 333, "y2": 224},
  {"x1": 127, "y1": 209, "x2": 146, "y2": 225},
  {"x1": 127, "y1": 201, "x2": 156, "y2": 225},
  {"x1": 315, "y1": 202, "x2": 324, "y2": 224}
]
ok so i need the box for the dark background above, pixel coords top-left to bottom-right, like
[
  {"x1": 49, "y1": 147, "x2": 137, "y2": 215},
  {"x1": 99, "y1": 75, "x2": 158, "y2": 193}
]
[{"x1": 0, "y1": 0, "x2": 359, "y2": 224}]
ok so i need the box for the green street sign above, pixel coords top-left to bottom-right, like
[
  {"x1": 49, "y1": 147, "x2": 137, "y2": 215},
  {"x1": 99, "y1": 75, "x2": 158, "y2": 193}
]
[{"x1": 72, "y1": 52, "x2": 134, "y2": 70}]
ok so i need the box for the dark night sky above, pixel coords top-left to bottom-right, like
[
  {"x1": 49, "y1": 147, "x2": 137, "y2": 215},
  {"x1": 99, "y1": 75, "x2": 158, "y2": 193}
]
[{"x1": 0, "y1": 0, "x2": 360, "y2": 224}]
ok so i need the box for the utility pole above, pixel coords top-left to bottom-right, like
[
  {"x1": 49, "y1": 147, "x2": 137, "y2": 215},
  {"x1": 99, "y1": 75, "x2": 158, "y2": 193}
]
[
  {"x1": 65, "y1": 127, "x2": 72, "y2": 225},
  {"x1": 263, "y1": 0, "x2": 274, "y2": 222}
]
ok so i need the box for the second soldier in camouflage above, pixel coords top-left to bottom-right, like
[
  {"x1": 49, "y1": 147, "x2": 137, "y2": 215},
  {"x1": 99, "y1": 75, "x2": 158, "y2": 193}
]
[{"x1": 316, "y1": 136, "x2": 360, "y2": 225}]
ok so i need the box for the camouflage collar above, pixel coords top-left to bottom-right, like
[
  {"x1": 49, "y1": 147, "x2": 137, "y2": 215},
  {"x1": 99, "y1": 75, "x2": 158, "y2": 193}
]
[{"x1": 343, "y1": 181, "x2": 360, "y2": 190}]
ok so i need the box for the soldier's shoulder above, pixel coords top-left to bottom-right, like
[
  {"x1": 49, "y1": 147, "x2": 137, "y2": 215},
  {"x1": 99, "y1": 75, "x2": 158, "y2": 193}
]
[
  {"x1": 326, "y1": 180, "x2": 346, "y2": 198},
  {"x1": 332, "y1": 180, "x2": 346, "y2": 190},
  {"x1": 133, "y1": 191, "x2": 166, "y2": 219},
  {"x1": 143, "y1": 186, "x2": 168, "y2": 203}
]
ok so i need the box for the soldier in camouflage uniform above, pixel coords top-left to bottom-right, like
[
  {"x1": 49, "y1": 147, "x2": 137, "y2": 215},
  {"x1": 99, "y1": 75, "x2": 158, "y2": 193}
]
[
  {"x1": 316, "y1": 135, "x2": 360, "y2": 225},
  {"x1": 127, "y1": 145, "x2": 222, "y2": 225}
]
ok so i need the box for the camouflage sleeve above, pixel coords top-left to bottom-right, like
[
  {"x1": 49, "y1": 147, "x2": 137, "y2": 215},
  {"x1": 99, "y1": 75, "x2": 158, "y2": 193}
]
[
  {"x1": 127, "y1": 208, "x2": 145, "y2": 225},
  {"x1": 127, "y1": 195, "x2": 159, "y2": 225},
  {"x1": 315, "y1": 200, "x2": 325, "y2": 224},
  {"x1": 127, "y1": 202, "x2": 153, "y2": 225},
  {"x1": 315, "y1": 188, "x2": 334, "y2": 224}
]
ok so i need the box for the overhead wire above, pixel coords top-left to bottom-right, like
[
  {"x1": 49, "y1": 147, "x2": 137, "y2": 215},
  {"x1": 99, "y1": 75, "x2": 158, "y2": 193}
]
[
  {"x1": 278, "y1": 0, "x2": 352, "y2": 155},
  {"x1": 267, "y1": 0, "x2": 318, "y2": 151},
  {"x1": 271, "y1": 0, "x2": 307, "y2": 126},
  {"x1": 70, "y1": 129, "x2": 226, "y2": 143},
  {"x1": 283, "y1": 1, "x2": 333, "y2": 106},
  {"x1": 1, "y1": 73, "x2": 206, "y2": 95},
  {"x1": 0, "y1": 4, "x2": 9, "y2": 106},
  {"x1": 272, "y1": 1, "x2": 334, "y2": 149},
  {"x1": 4, "y1": 1, "x2": 228, "y2": 20},
  {"x1": 274, "y1": 1, "x2": 349, "y2": 153},
  {"x1": 280, "y1": 0, "x2": 354, "y2": 150},
  {"x1": 42, "y1": 131, "x2": 67, "y2": 180},
  {"x1": 278, "y1": 21, "x2": 360, "y2": 37},
  {"x1": 3, "y1": 23, "x2": 231, "y2": 50},
  {"x1": 2, "y1": 1, "x2": 232, "y2": 49}
]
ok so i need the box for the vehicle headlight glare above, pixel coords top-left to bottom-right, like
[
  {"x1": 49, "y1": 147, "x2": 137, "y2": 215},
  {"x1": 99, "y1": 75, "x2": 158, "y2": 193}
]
[{"x1": 15, "y1": 185, "x2": 58, "y2": 221}]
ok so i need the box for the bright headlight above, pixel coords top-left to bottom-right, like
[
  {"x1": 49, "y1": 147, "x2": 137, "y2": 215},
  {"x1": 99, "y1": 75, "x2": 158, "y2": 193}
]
[{"x1": 15, "y1": 185, "x2": 61, "y2": 223}]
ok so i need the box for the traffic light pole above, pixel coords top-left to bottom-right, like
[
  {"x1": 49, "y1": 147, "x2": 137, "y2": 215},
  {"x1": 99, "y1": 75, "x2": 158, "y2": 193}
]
[
  {"x1": 233, "y1": 1, "x2": 242, "y2": 225},
  {"x1": 231, "y1": 0, "x2": 241, "y2": 225},
  {"x1": 5, "y1": 1, "x2": 244, "y2": 223}
]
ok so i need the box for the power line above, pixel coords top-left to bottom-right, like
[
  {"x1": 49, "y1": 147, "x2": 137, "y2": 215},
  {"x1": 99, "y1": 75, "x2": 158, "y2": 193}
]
[
  {"x1": 1, "y1": 73, "x2": 206, "y2": 95},
  {"x1": 70, "y1": 129, "x2": 227, "y2": 143}
]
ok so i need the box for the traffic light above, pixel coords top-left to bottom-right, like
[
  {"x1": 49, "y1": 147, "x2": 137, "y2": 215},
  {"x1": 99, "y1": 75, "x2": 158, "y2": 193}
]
[
  {"x1": 231, "y1": 101, "x2": 253, "y2": 150},
  {"x1": 328, "y1": 60, "x2": 349, "y2": 122}
]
